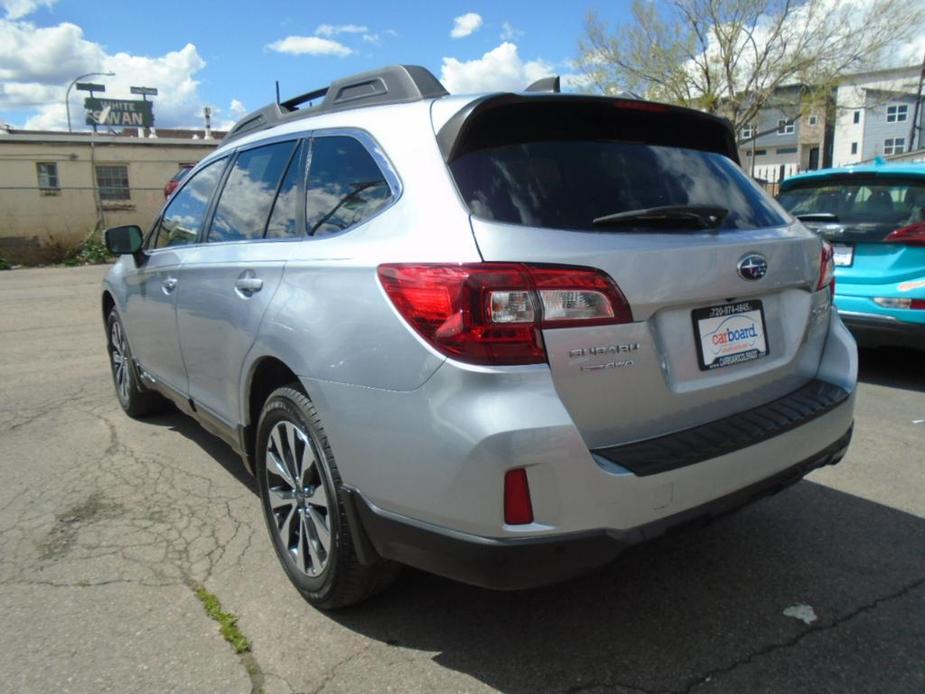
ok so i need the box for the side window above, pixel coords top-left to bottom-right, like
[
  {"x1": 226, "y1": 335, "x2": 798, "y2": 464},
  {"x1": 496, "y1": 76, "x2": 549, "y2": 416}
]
[
  {"x1": 154, "y1": 158, "x2": 225, "y2": 249},
  {"x1": 209, "y1": 141, "x2": 297, "y2": 243},
  {"x1": 265, "y1": 142, "x2": 303, "y2": 239},
  {"x1": 306, "y1": 136, "x2": 393, "y2": 236}
]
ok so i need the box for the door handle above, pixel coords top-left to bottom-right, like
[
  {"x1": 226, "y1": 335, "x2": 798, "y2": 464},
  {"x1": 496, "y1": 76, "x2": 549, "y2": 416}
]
[
  {"x1": 162, "y1": 277, "x2": 178, "y2": 292},
  {"x1": 234, "y1": 277, "x2": 263, "y2": 294}
]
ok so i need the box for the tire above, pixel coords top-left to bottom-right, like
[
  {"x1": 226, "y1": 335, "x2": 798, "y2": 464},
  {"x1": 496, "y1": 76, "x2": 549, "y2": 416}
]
[
  {"x1": 255, "y1": 384, "x2": 399, "y2": 609},
  {"x1": 106, "y1": 308, "x2": 168, "y2": 418}
]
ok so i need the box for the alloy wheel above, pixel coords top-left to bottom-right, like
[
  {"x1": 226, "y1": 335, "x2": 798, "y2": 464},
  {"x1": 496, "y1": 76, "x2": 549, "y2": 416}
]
[
  {"x1": 110, "y1": 319, "x2": 130, "y2": 404},
  {"x1": 264, "y1": 420, "x2": 332, "y2": 577}
]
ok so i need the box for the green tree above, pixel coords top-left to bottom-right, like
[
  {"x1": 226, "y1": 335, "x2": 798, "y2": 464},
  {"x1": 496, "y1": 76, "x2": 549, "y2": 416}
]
[{"x1": 578, "y1": 0, "x2": 925, "y2": 131}]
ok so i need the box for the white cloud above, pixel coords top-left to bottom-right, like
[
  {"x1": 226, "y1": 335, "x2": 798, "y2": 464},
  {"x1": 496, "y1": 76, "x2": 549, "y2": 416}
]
[
  {"x1": 268, "y1": 35, "x2": 352, "y2": 57},
  {"x1": 315, "y1": 23, "x2": 368, "y2": 36},
  {"x1": 229, "y1": 98, "x2": 247, "y2": 117},
  {"x1": 2, "y1": 0, "x2": 55, "y2": 20},
  {"x1": 500, "y1": 21, "x2": 523, "y2": 41},
  {"x1": 441, "y1": 42, "x2": 555, "y2": 93},
  {"x1": 450, "y1": 12, "x2": 483, "y2": 39},
  {"x1": 0, "y1": 20, "x2": 104, "y2": 83},
  {"x1": 214, "y1": 99, "x2": 248, "y2": 131},
  {"x1": 0, "y1": 15, "x2": 210, "y2": 130}
]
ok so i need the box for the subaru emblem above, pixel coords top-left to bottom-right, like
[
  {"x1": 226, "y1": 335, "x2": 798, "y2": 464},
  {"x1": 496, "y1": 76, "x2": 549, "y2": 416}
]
[{"x1": 738, "y1": 254, "x2": 768, "y2": 281}]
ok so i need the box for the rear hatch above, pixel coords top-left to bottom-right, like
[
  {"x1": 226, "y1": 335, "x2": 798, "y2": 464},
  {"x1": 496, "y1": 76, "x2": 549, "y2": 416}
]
[
  {"x1": 778, "y1": 174, "x2": 925, "y2": 296},
  {"x1": 435, "y1": 95, "x2": 831, "y2": 448}
]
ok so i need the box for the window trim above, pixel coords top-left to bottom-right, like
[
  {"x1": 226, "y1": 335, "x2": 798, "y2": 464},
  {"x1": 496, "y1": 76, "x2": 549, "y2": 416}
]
[
  {"x1": 95, "y1": 163, "x2": 131, "y2": 201},
  {"x1": 36, "y1": 161, "x2": 60, "y2": 191},
  {"x1": 808, "y1": 115, "x2": 818, "y2": 126},
  {"x1": 886, "y1": 104, "x2": 908, "y2": 123},
  {"x1": 883, "y1": 137, "x2": 906, "y2": 156},
  {"x1": 740, "y1": 126, "x2": 753, "y2": 140},
  {"x1": 300, "y1": 127, "x2": 403, "y2": 241},
  {"x1": 777, "y1": 119, "x2": 794, "y2": 135}
]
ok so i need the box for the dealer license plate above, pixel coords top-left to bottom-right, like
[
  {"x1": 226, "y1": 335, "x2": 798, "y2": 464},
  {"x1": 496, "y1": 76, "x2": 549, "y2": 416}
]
[
  {"x1": 832, "y1": 244, "x2": 854, "y2": 267},
  {"x1": 692, "y1": 300, "x2": 769, "y2": 371}
]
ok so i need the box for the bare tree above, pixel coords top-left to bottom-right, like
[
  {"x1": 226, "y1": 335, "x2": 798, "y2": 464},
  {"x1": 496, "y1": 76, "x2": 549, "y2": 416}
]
[{"x1": 578, "y1": 0, "x2": 925, "y2": 131}]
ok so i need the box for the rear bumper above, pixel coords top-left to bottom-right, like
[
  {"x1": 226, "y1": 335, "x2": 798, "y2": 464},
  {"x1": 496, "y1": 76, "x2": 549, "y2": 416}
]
[
  {"x1": 838, "y1": 310, "x2": 925, "y2": 349},
  {"x1": 347, "y1": 426, "x2": 853, "y2": 590}
]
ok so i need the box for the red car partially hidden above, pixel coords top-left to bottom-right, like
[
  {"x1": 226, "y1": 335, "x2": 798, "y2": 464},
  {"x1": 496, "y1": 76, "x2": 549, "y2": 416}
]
[{"x1": 163, "y1": 165, "x2": 193, "y2": 199}]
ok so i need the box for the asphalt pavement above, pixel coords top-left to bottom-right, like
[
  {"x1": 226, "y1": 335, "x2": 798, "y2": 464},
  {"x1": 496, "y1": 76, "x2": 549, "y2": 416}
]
[{"x1": 1, "y1": 265, "x2": 923, "y2": 693}]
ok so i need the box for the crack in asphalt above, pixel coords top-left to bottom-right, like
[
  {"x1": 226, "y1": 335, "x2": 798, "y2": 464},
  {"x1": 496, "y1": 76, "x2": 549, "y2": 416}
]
[
  {"x1": 560, "y1": 576, "x2": 925, "y2": 694},
  {"x1": 679, "y1": 576, "x2": 925, "y2": 693}
]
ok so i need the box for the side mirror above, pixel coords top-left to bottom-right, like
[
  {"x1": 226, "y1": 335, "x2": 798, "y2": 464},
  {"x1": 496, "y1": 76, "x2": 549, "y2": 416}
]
[{"x1": 104, "y1": 225, "x2": 144, "y2": 256}]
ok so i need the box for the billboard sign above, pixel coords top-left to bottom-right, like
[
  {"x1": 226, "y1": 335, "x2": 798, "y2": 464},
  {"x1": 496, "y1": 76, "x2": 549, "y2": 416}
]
[{"x1": 84, "y1": 97, "x2": 154, "y2": 127}]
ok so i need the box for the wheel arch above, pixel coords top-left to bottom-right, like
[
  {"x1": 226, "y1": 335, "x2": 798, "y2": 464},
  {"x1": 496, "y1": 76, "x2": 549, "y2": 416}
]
[
  {"x1": 242, "y1": 356, "x2": 304, "y2": 464},
  {"x1": 102, "y1": 290, "x2": 116, "y2": 327}
]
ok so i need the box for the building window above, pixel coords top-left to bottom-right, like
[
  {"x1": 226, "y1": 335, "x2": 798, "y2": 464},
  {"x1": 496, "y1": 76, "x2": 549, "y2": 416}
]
[
  {"x1": 96, "y1": 165, "x2": 130, "y2": 201},
  {"x1": 776, "y1": 147, "x2": 798, "y2": 154},
  {"x1": 886, "y1": 104, "x2": 908, "y2": 123},
  {"x1": 884, "y1": 137, "x2": 906, "y2": 155},
  {"x1": 777, "y1": 119, "x2": 794, "y2": 135},
  {"x1": 754, "y1": 149, "x2": 767, "y2": 156},
  {"x1": 36, "y1": 162, "x2": 59, "y2": 191},
  {"x1": 808, "y1": 115, "x2": 818, "y2": 126},
  {"x1": 853, "y1": 111, "x2": 860, "y2": 124},
  {"x1": 741, "y1": 126, "x2": 753, "y2": 140},
  {"x1": 851, "y1": 142, "x2": 858, "y2": 155}
]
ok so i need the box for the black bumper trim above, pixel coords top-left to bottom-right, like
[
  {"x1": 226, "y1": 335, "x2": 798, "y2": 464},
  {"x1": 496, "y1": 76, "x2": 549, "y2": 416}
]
[
  {"x1": 346, "y1": 425, "x2": 853, "y2": 590},
  {"x1": 840, "y1": 313, "x2": 925, "y2": 350},
  {"x1": 591, "y1": 379, "x2": 850, "y2": 476}
]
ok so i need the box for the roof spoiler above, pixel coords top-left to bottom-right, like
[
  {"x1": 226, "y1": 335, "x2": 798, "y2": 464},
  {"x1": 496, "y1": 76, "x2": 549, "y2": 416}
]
[
  {"x1": 224, "y1": 65, "x2": 449, "y2": 144},
  {"x1": 436, "y1": 93, "x2": 740, "y2": 164}
]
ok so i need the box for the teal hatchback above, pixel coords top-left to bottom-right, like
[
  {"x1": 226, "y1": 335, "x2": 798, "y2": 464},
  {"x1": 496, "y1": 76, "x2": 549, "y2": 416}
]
[{"x1": 779, "y1": 162, "x2": 925, "y2": 350}]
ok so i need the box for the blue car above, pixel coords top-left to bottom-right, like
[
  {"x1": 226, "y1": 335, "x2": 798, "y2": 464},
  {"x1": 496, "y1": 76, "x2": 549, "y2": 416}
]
[{"x1": 779, "y1": 162, "x2": 925, "y2": 350}]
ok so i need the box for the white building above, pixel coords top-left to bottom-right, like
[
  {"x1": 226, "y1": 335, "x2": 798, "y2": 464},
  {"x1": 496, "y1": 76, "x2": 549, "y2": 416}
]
[{"x1": 832, "y1": 66, "x2": 924, "y2": 166}]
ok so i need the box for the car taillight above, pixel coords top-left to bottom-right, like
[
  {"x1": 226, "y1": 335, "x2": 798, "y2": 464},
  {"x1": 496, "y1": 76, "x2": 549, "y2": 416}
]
[
  {"x1": 873, "y1": 297, "x2": 925, "y2": 309},
  {"x1": 884, "y1": 222, "x2": 925, "y2": 246},
  {"x1": 817, "y1": 241, "x2": 835, "y2": 292},
  {"x1": 378, "y1": 263, "x2": 632, "y2": 365}
]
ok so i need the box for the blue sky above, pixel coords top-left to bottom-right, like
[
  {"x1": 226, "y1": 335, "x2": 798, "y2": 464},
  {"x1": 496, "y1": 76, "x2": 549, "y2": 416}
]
[{"x1": 0, "y1": 0, "x2": 635, "y2": 131}]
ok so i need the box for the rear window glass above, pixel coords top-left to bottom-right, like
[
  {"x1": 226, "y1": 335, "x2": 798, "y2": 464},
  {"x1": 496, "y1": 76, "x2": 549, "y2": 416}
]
[
  {"x1": 449, "y1": 140, "x2": 787, "y2": 232},
  {"x1": 778, "y1": 179, "x2": 925, "y2": 242}
]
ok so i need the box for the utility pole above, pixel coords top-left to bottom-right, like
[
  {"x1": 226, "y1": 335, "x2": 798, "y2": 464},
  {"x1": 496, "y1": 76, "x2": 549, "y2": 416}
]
[{"x1": 909, "y1": 52, "x2": 925, "y2": 151}]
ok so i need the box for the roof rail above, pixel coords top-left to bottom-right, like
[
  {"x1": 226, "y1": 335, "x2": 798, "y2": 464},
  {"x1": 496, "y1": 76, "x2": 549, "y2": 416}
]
[{"x1": 224, "y1": 64, "x2": 449, "y2": 144}]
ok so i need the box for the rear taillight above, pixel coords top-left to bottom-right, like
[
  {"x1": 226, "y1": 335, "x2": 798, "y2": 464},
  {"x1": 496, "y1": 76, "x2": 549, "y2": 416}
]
[
  {"x1": 817, "y1": 241, "x2": 836, "y2": 293},
  {"x1": 884, "y1": 222, "x2": 925, "y2": 246},
  {"x1": 873, "y1": 297, "x2": 925, "y2": 309},
  {"x1": 378, "y1": 263, "x2": 632, "y2": 365}
]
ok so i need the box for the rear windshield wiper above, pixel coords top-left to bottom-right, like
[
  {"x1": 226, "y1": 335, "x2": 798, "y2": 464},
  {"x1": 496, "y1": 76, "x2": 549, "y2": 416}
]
[
  {"x1": 592, "y1": 205, "x2": 729, "y2": 230},
  {"x1": 795, "y1": 212, "x2": 839, "y2": 223}
]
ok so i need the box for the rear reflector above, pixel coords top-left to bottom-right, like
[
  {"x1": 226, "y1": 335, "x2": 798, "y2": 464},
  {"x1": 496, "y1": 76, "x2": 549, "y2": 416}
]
[
  {"x1": 378, "y1": 263, "x2": 631, "y2": 365},
  {"x1": 884, "y1": 222, "x2": 925, "y2": 246},
  {"x1": 504, "y1": 469, "x2": 534, "y2": 525}
]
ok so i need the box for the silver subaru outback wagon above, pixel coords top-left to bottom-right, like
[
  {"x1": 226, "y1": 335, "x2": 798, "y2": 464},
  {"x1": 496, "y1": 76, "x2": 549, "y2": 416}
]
[{"x1": 101, "y1": 65, "x2": 858, "y2": 608}]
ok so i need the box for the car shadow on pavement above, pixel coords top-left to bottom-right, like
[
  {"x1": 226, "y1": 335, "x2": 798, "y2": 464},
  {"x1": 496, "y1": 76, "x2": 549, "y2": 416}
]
[
  {"x1": 144, "y1": 408, "x2": 257, "y2": 493},
  {"x1": 858, "y1": 346, "x2": 925, "y2": 393},
  {"x1": 330, "y1": 481, "x2": 925, "y2": 693}
]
